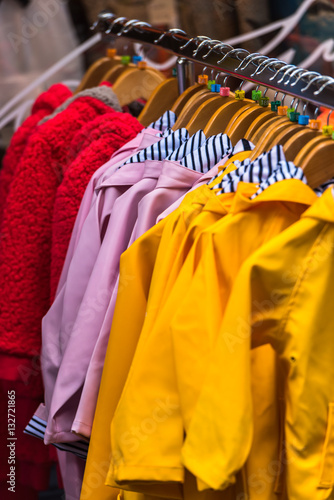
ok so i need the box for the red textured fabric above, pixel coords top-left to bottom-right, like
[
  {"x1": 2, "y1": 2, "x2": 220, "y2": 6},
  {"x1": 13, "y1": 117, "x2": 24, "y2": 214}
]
[
  {"x1": 0, "y1": 84, "x2": 72, "y2": 229},
  {"x1": 0, "y1": 96, "x2": 113, "y2": 360},
  {"x1": 50, "y1": 112, "x2": 144, "y2": 299}
]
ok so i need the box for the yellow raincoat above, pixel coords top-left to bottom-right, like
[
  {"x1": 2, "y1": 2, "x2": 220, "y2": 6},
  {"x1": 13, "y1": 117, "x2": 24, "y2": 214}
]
[
  {"x1": 110, "y1": 179, "x2": 316, "y2": 495},
  {"x1": 183, "y1": 186, "x2": 334, "y2": 500}
]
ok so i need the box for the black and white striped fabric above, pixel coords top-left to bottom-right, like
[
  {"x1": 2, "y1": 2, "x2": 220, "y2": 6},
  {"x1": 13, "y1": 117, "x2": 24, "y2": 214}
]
[
  {"x1": 226, "y1": 138, "x2": 255, "y2": 160},
  {"x1": 179, "y1": 133, "x2": 232, "y2": 173},
  {"x1": 250, "y1": 162, "x2": 307, "y2": 199},
  {"x1": 148, "y1": 110, "x2": 177, "y2": 132},
  {"x1": 165, "y1": 130, "x2": 207, "y2": 162},
  {"x1": 208, "y1": 138, "x2": 255, "y2": 186},
  {"x1": 121, "y1": 128, "x2": 189, "y2": 167},
  {"x1": 314, "y1": 179, "x2": 334, "y2": 197},
  {"x1": 24, "y1": 416, "x2": 89, "y2": 460},
  {"x1": 213, "y1": 145, "x2": 287, "y2": 194}
]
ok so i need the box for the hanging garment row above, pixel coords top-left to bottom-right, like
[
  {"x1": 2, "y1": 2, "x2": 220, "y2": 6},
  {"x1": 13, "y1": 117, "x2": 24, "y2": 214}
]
[{"x1": 0, "y1": 28, "x2": 334, "y2": 500}]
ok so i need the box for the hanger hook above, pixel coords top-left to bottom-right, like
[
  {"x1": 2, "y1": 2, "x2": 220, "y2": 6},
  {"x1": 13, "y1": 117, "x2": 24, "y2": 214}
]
[
  {"x1": 192, "y1": 37, "x2": 214, "y2": 56},
  {"x1": 91, "y1": 10, "x2": 115, "y2": 30},
  {"x1": 300, "y1": 74, "x2": 327, "y2": 92},
  {"x1": 202, "y1": 40, "x2": 228, "y2": 59},
  {"x1": 132, "y1": 21, "x2": 152, "y2": 33},
  {"x1": 179, "y1": 37, "x2": 194, "y2": 50},
  {"x1": 291, "y1": 70, "x2": 321, "y2": 88},
  {"x1": 117, "y1": 19, "x2": 141, "y2": 36},
  {"x1": 285, "y1": 68, "x2": 307, "y2": 86},
  {"x1": 217, "y1": 47, "x2": 248, "y2": 65},
  {"x1": 268, "y1": 62, "x2": 291, "y2": 82},
  {"x1": 251, "y1": 57, "x2": 280, "y2": 77},
  {"x1": 180, "y1": 35, "x2": 208, "y2": 50},
  {"x1": 238, "y1": 80, "x2": 245, "y2": 91},
  {"x1": 289, "y1": 97, "x2": 296, "y2": 108},
  {"x1": 154, "y1": 27, "x2": 187, "y2": 44},
  {"x1": 280, "y1": 93, "x2": 286, "y2": 106},
  {"x1": 201, "y1": 66, "x2": 211, "y2": 77},
  {"x1": 276, "y1": 65, "x2": 296, "y2": 84},
  {"x1": 215, "y1": 73, "x2": 230, "y2": 86},
  {"x1": 327, "y1": 109, "x2": 333, "y2": 127},
  {"x1": 314, "y1": 77, "x2": 334, "y2": 95},
  {"x1": 238, "y1": 54, "x2": 267, "y2": 72},
  {"x1": 105, "y1": 16, "x2": 127, "y2": 34},
  {"x1": 314, "y1": 107, "x2": 319, "y2": 119},
  {"x1": 247, "y1": 55, "x2": 268, "y2": 76},
  {"x1": 234, "y1": 52, "x2": 260, "y2": 71}
]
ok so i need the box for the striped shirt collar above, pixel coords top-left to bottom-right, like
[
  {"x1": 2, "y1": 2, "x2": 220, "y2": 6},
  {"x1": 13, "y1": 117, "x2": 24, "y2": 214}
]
[
  {"x1": 214, "y1": 145, "x2": 286, "y2": 193},
  {"x1": 314, "y1": 179, "x2": 334, "y2": 197},
  {"x1": 250, "y1": 162, "x2": 307, "y2": 199},
  {"x1": 208, "y1": 138, "x2": 255, "y2": 186},
  {"x1": 227, "y1": 138, "x2": 255, "y2": 160},
  {"x1": 147, "y1": 110, "x2": 177, "y2": 132},
  {"x1": 120, "y1": 128, "x2": 189, "y2": 167},
  {"x1": 179, "y1": 134, "x2": 232, "y2": 173},
  {"x1": 165, "y1": 130, "x2": 206, "y2": 162}
]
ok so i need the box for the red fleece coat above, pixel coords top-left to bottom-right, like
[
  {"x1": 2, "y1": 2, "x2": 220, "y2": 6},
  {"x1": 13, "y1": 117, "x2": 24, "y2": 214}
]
[
  {"x1": 50, "y1": 112, "x2": 143, "y2": 300},
  {"x1": 0, "y1": 96, "x2": 116, "y2": 359},
  {"x1": 0, "y1": 84, "x2": 72, "y2": 229},
  {"x1": 0, "y1": 95, "x2": 116, "y2": 496}
]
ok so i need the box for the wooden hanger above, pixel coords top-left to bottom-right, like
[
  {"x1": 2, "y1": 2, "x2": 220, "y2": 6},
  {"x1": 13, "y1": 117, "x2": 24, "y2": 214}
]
[
  {"x1": 266, "y1": 123, "x2": 310, "y2": 149},
  {"x1": 185, "y1": 95, "x2": 234, "y2": 135},
  {"x1": 172, "y1": 90, "x2": 218, "y2": 130},
  {"x1": 75, "y1": 52, "x2": 120, "y2": 93},
  {"x1": 171, "y1": 84, "x2": 207, "y2": 116},
  {"x1": 297, "y1": 138, "x2": 334, "y2": 188},
  {"x1": 293, "y1": 135, "x2": 332, "y2": 167},
  {"x1": 138, "y1": 78, "x2": 179, "y2": 127},
  {"x1": 225, "y1": 106, "x2": 274, "y2": 144},
  {"x1": 111, "y1": 66, "x2": 165, "y2": 107},
  {"x1": 203, "y1": 99, "x2": 255, "y2": 137},
  {"x1": 248, "y1": 117, "x2": 294, "y2": 160},
  {"x1": 100, "y1": 63, "x2": 135, "y2": 84},
  {"x1": 283, "y1": 128, "x2": 322, "y2": 161},
  {"x1": 248, "y1": 116, "x2": 285, "y2": 144},
  {"x1": 244, "y1": 109, "x2": 277, "y2": 141}
]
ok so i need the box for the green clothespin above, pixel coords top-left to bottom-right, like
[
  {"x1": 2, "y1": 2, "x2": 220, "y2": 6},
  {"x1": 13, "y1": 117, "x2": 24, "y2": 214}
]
[
  {"x1": 121, "y1": 55, "x2": 131, "y2": 66},
  {"x1": 252, "y1": 90, "x2": 262, "y2": 101},
  {"x1": 259, "y1": 96, "x2": 269, "y2": 107}
]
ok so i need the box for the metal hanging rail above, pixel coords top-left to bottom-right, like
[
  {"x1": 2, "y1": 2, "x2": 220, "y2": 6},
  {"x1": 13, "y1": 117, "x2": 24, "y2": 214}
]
[{"x1": 92, "y1": 11, "x2": 334, "y2": 110}]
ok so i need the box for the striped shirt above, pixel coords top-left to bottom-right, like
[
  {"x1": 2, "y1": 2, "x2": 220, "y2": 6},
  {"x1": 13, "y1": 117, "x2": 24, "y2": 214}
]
[
  {"x1": 250, "y1": 162, "x2": 307, "y2": 198},
  {"x1": 208, "y1": 138, "x2": 255, "y2": 186},
  {"x1": 214, "y1": 145, "x2": 287, "y2": 194},
  {"x1": 165, "y1": 130, "x2": 207, "y2": 162},
  {"x1": 148, "y1": 110, "x2": 177, "y2": 132},
  {"x1": 180, "y1": 134, "x2": 232, "y2": 173},
  {"x1": 314, "y1": 179, "x2": 334, "y2": 197},
  {"x1": 24, "y1": 415, "x2": 89, "y2": 460},
  {"x1": 121, "y1": 128, "x2": 189, "y2": 166}
]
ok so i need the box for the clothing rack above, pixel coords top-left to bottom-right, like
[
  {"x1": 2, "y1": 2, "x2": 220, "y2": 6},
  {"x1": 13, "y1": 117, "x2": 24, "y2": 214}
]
[{"x1": 92, "y1": 11, "x2": 334, "y2": 111}]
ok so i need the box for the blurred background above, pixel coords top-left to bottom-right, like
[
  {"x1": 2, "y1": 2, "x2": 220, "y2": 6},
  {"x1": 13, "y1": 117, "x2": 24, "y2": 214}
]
[{"x1": 1, "y1": 0, "x2": 334, "y2": 108}]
